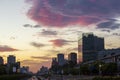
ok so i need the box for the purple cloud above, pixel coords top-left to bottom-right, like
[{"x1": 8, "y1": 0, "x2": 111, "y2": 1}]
[
  {"x1": 23, "y1": 24, "x2": 41, "y2": 28},
  {"x1": 97, "y1": 20, "x2": 120, "y2": 30},
  {"x1": 30, "y1": 42, "x2": 45, "y2": 48},
  {"x1": 37, "y1": 29, "x2": 57, "y2": 37},
  {"x1": 101, "y1": 29, "x2": 111, "y2": 33},
  {"x1": 113, "y1": 33, "x2": 120, "y2": 36},
  {"x1": 25, "y1": 0, "x2": 120, "y2": 28}
]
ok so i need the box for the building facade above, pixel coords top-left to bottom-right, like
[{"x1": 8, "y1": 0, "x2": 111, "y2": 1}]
[{"x1": 82, "y1": 33, "x2": 104, "y2": 62}]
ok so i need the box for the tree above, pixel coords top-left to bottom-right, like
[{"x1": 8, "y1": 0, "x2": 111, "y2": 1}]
[
  {"x1": 101, "y1": 62, "x2": 117, "y2": 75},
  {"x1": 0, "y1": 65, "x2": 6, "y2": 75},
  {"x1": 80, "y1": 64, "x2": 90, "y2": 75}
]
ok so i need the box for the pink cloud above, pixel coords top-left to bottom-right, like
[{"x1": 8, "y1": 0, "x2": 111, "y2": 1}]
[
  {"x1": 31, "y1": 56, "x2": 51, "y2": 60},
  {"x1": 49, "y1": 39, "x2": 76, "y2": 47},
  {"x1": 25, "y1": 0, "x2": 101, "y2": 27},
  {"x1": 49, "y1": 39, "x2": 68, "y2": 47},
  {"x1": 0, "y1": 45, "x2": 19, "y2": 52}
]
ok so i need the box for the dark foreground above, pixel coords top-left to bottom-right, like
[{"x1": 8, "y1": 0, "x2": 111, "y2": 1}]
[
  {"x1": 0, "y1": 75, "x2": 120, "y2": 80},
  {"x1": 0, "y1": 74, "x2": 31, "y2": 80}
]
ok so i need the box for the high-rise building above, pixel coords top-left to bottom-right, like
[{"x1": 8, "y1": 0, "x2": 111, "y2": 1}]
[
  {"x1": 68, "y1": 52, "x2": 77, "y2": 64},
  {"x1": 0, "y1": 56, "x2": 4, "y2": 65},
  {"x1": 7, "y1": 55, "x2": 16, "y2": 64},
  {"x1": 57, "y1": 53, "x2": 65, "y2": 66},
  {"x1": 82, "y1": 33, "x2": 104, "y2": 62}
]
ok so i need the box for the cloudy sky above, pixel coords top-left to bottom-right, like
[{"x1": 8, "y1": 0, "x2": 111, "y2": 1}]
[{"x1": 0, "y1": 0, "x2": 120, "y2": 72}]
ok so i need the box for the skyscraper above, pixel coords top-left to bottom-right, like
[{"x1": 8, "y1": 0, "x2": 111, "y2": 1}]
[
  {"x1": 82, "y1": 33, "x2": 104, "y2": 62},
  {"x1": 7, "y1": 55, "x2": 16, "y2": 64},
  {"x1": 57, "y1": 53, "x2": 65, "y2": 66},
  {"x1": 68, "y1": 52, "x2": 77, "y2": 64},
  {"x1": 0, "y1": 56, "x2": 4, "y2": 65}
]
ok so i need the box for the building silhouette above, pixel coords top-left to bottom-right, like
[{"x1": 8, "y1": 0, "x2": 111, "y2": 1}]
[
  {"x1": 68, "y1": 52, "x2": 77, "y2": 64},
  {"x1": 52, "y1": 58, "x2": 58, "y2": 66},
  {"x1": 20, "y1": 66, "x2": 29, "y2": 74},
  {"x1": 82, "y1": 33, "x2": 104, "y2": 62},
  {"x1": 57, "y1": 53, "x2": 65, "y2": 66},
  {"x1": 0, "y1": 56, "x2": 4, "y2": 65},
  {"x1": 37, "y1": 66, "x2": 49, "y2": 75},
  {"x1": 7, "y1": 55, "x2": 16, "y2": 64}
]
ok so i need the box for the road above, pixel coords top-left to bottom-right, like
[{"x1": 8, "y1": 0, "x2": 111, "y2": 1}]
[
  {"x1": 40, "y1": 75, "x2": 94, "y2": 80},
  {"x1": 28, "y1": 76, "x2": 38, "y2": 80},
  {"x1": 24, "y1": 76, "x2": 49, "y2": 80},
  {"x1": 21, "y1": 75, "x2": 94, "y2": 80},
  {"x1": 21, "y1": 76, "x2": 39, "y2": 80}
]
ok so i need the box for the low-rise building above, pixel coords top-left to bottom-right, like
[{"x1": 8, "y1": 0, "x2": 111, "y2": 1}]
[
  {"x1": 98, "y1": 48, "x2": 120, "y2": 63},
  {"x1": 98, "y1": 48, "x2": 120, "y2": 72},
  {"x1": 19, "y1": 66, "x2": 29, "y2": 74},
  {"x1": 37, "y1": 66, "x2": 49, "y2": 75}
]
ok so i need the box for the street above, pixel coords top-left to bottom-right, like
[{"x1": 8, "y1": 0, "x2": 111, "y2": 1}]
[
  {"x1": 26, "y1": 76, "x2": 49, "y2": 80},
  {"x1": 38, "y1": 75, "x2": 94, "y2": 80},
  {"x1": 20, "y1": 75, "x2": 94, "y2": 80},
  {"x1": 20, "y1": 76, "x2": 39, "y2": 80},
  {"x1": 28, "y1": 76, "x2": 39, "y2": 80}
]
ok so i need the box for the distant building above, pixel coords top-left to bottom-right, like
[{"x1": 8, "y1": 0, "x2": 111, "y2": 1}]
[
  {"x1": 15, "y1": 62, "x2": 21, "y2": 70},
  {"x1": 57, "y1": 53, "x2": 65, "y2": 66},
  {"x1": 98, "y1": 48, "x2": 120, "y2": 72},
  {"x1": 20, "y1": 66, "x2": 29, "y2": 74},
  {"x1": 52, "y1": 58, "x2": 58, "y2": 66},
  {"x1": 7, "y1": 55, "x2": 21, "y2": 73},
  {"x1": 7, "y1": 55, "x2": 16, "y2": 64},
  {"x1": 0, "y1": 56, "x2": 4, "y2": 65},
  {"x1": 68, "y1": 52, "x2": 77, "y2": 64},
  {"x1": 82, "y1": 33, "x2": 104, "y2": 62},
  {"x1": 38, "y1": 66, "x2": 49, "y2": 75},
  {"x1": 98, "y1": 48, "x2": 120, "y2": 63}
]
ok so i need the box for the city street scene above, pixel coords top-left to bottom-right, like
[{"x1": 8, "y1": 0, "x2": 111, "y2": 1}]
[{"x1": 0, "y1": 0, "x2": 120, "y2": 80}]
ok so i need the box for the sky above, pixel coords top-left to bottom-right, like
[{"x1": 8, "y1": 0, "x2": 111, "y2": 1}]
[{"x1": 0, "y1": 0, "x2": 120, "y2": 73}]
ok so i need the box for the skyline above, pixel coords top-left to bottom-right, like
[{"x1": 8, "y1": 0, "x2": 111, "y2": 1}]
[{"x1": 0, "y1": 0, "x2": 120, "y2": 72}]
